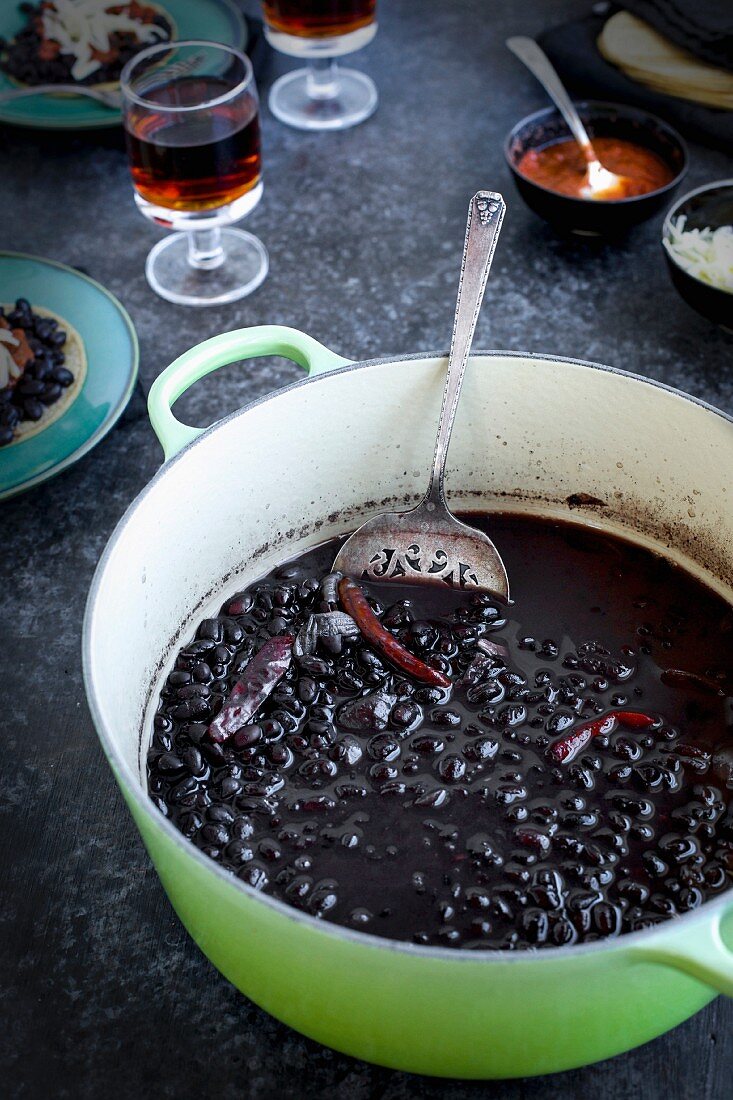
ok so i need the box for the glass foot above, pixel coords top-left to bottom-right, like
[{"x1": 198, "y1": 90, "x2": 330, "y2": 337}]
[
  {"x1": 146, "y1": 228, "x2": 269, "y2": 307},
  {"x1": 269, "y1": 66, "x2": 377, "y2": 131}
]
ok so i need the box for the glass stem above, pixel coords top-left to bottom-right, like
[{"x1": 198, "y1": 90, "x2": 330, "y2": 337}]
[
  {"x1": 187, "y1": 227, "x2": 225, "y2": 271},
  {"x1": 306, "y1": 58, "x2": 340, "y2": 101}
]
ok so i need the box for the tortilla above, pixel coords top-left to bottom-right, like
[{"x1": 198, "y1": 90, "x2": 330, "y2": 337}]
[
  {"x1": 598, "y1": 12, "x2": 733, "y2": 110},
  {"x1": 2, "y1": 304, "x2": 87, "y2": 447},
  {"x1": 2, "y1": 2, "x2": 176, "y2": 94}
]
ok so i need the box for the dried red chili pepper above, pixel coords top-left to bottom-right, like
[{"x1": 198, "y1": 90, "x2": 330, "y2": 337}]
[
  {"x1": 661, "y1": 669, "x2": 727, "y2": 696},
  {"x1": 611, "y1": 710, "x2": 656, "y2": 729},
  {"x1": 207, "y1": 634, "x2": 294, "y2": 743},
  {"x1": 338, "y1": 576, "x2": 451, "y2": 688},
  {"x1": 549, "y1": 709, "x2": 655, "y2": 764},
  {"x1": 549, "y1": 713, "x2": 618, "y2": 764}
]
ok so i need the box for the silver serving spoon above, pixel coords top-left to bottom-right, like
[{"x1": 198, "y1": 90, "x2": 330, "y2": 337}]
[
  {"x1": 334, "y1": 191, "x2": 510, "y2": 600},
  {"x1": 506, "y1": 36, "x2": 633, "y2": 201},
  {"x1": 0, "y1": 84, "x2": 122, "y2": 108}
]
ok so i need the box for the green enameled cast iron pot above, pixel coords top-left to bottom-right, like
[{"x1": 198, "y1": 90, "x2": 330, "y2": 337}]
[{"x1": 83, "y1": 326, "x2": 733, "y2": 1078}]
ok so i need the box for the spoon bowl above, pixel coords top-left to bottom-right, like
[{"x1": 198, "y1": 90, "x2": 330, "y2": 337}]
[
  {"x1": 334, "y1": 495, "x2": 510, "y2": 595},
  {"x1": 584, "y1": 159, "x2": 634, "y2": 201},
  {"x1": 333, "y1": 191, "x2": 510, "y2": 600}
]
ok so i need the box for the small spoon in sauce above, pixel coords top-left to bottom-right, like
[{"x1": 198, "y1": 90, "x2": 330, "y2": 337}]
[
  {"x1": 334, "y1": 191, "x2": 510, "y2": 600},
  {"x1": 507, "y1": 36, "x2": 634, "y2": 201}
]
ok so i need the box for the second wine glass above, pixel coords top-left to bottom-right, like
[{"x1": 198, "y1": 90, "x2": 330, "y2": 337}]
[
  {"x1": 263, "y1": 0, "x2": 378, "y2": 131},
  {"x1": 121, "y1": 41, "x2": 268, "y2": 307}
]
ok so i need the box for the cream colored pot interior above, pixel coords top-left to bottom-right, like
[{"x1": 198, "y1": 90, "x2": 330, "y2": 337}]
[{"x1": 86, "y1": 353, "x2": 733, "y2": 785}]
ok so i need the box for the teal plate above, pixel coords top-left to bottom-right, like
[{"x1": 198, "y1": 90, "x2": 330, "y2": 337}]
[
  {"x1": 0, "y1": 253, "x2": 139, "y2": 501},
  {"x1": 0, "y1": 0, "x2": 247, "y2": 129}
]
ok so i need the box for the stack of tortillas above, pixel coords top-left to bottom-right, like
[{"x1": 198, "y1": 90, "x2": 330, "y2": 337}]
[{"x1": 598, "y1": 12, "x2": 733, "y2": 110}]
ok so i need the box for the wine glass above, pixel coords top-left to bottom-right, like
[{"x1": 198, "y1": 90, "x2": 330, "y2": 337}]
[
  {"x1": 263, "y1": 1, "x2": 378, "y2": 131},
  {"x1": 121, "y1": 41, "x2": 268, "y2": 307}
]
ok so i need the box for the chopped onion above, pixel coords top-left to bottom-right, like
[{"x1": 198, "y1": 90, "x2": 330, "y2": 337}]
[{"x1": 664, "y1": 215, "x2": 733, "y2": 293}]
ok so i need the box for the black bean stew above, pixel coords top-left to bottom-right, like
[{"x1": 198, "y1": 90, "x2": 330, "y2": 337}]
[{"x1": 147, "y1": 515, "x2": 733, "y2": 950}]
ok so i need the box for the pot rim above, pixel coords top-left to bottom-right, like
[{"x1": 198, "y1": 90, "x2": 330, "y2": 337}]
[{"x1": 83, "y1": 347, "x2": 733, "y2": 964}]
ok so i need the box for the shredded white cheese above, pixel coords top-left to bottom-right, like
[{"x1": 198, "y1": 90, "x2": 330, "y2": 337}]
[
  {"x1": 664, "y1": 215, "x2": 733, "y2": 293},
  {"x1": 42, "y1": 0, "x2": 168, "y2": 81},
  {"x1": 0, "y1": 329, "x2": 21, "y2": 390}
]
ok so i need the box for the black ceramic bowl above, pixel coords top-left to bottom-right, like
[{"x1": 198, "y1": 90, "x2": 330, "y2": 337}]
[
  {"x1": 662, "y1": 180, "x2": 733, "y2": 329},
  {"x1": 504, "y1": 101, "x2": 687, "y2": 236}
]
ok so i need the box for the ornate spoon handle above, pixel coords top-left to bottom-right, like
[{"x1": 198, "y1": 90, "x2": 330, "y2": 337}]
[{"x1": 425, "y1": 191, "x2": 506, "y2": 509}]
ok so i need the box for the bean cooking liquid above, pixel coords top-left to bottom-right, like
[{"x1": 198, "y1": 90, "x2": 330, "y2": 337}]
[{"x1": 148, "y1": 515, "x2": 733, "y2": 949}]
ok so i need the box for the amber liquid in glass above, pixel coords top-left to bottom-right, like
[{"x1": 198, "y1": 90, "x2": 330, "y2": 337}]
[
  {"x1": 263, "y1": 0, "x2": 376, "y2": 38},
  {"x1": 125, "y1": 76, "x2": 261, "y2": 212}
]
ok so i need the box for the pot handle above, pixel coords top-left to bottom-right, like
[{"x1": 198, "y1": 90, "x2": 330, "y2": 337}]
[
  {"x1": 147, "y1": 325, "x2": 352, "y2": 461},
  {"x1": 633, "y1": 909, "x2": 733, "y2": 998}
]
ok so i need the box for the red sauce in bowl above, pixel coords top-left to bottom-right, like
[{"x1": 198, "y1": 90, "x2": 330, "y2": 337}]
[{"x1": 517, "y1": 137, "x2": 674, "y2": 200}]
